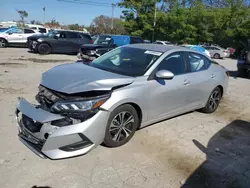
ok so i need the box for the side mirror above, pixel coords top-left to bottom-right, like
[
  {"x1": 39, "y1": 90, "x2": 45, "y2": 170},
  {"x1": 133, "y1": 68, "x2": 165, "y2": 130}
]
[
  {"x1": 8, "y1": 32, "x2": 13, "y2": 35},
  {"x1": 155, "y1": 70, "x2": 174, "y2": 80}
]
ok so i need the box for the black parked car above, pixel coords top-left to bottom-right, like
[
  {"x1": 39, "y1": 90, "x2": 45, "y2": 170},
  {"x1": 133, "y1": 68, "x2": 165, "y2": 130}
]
[
  {"x1": 27, "y1": 30, "x2": 92, "y2": 55},
  {"x1": 77, "y1": 35, "x2": 144, "y2": 62},
  {"x1": 237, "y1": 40, "x2": 250, "y2": 77}
]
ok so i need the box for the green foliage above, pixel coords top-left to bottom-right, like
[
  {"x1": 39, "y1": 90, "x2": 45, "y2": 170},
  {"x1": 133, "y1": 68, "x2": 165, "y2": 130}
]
[
  {"x1": 87, "y1": 15, "x2": 126, "y2": 35},
  {"x1": 16, "y1": 10, "x2": 28, "y2": 26},
  {"x1": 119, "y1": 0, "x2": 250, "y2": 50}
]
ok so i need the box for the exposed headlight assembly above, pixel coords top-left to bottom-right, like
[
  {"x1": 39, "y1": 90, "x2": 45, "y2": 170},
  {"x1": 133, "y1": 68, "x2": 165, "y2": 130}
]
[{"x1": 51, "y1": 95, "x2": 110, "y2": 113}]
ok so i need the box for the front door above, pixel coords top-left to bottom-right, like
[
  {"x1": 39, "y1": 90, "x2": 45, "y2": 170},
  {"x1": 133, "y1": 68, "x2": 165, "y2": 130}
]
[{"x1": 147, "y1": 52, "x2": 193, "y2": 120}]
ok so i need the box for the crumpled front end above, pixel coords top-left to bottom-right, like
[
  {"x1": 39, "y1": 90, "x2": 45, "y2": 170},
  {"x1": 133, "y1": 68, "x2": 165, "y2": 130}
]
[{"x1": 15, "y1": 86, "x2": 110, "y2": 159}]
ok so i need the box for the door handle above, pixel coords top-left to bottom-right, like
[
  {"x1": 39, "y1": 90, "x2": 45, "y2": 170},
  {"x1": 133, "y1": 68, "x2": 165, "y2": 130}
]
[
  {"x1": 183, "y1": 79, "x2": 191, "y2": 85},
  {"x1": 211, "y1": 74, "x2": 216, "y2": 78}
]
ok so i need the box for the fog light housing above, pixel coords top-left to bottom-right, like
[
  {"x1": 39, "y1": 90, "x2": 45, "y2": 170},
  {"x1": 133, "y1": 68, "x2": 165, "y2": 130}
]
[{"x1": 59, "y1": 133, "x2": 92, "y2": 151}]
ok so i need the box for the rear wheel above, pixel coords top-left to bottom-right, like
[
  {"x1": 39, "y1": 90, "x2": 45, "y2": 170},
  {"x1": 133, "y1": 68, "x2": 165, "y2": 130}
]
[
  {"x1": 37, "y1": 43, "x2": 51, "y2": 55},
  {"x1": 104, "y1": 104, "x2": 139, "y2": 147},
  {"x1": 201, "y1": 87, "x2": 222, "y2": 113},
  {"x1": 0, "y1": 38, "x2": 7, "y2": 48},
  {"x1": 213, "y1": 53, "x2": 220, "y2": 59}
]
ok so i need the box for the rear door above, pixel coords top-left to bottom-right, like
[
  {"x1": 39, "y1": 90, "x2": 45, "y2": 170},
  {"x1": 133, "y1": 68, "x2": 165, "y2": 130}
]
[
  {"x1": 64, "y1": 31, "x2": 84, "y2": 53},
  {"x1": 183, "y1": 52, "x2": 214, "y2": 108},
  {"x1": 7, "y1": 28, "x2": 24, "y2": 43}
]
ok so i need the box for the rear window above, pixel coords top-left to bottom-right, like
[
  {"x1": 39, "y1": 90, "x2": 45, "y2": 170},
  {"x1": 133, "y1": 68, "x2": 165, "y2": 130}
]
[
  {"x1": 39, "y1": 28, "x2": 47, "y2": 33},
  {"x1": 79, "y1": 33, "x2": 92, "y2": 41},
  {"x1": 130, "y1": 37, "x2": 144, "y2": 44},
  {"x1": 66, "y1": 32, "x2": 79, "y2": 38},
  {"x1": 24, "y1": 29, "x2": 35, "y2": 33},
  {"x1": 93, "y1": 36, "x2": 113, "y2": 47}
]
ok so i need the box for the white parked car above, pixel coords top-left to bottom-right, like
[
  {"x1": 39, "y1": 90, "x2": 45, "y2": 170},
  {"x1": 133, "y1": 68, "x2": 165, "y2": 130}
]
[{"x1": 0, "y1": 28, "x2": 40, "y2": 48}]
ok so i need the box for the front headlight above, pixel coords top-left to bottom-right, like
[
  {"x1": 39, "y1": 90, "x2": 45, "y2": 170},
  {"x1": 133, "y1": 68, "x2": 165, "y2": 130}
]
[
  {"x1": 37, "y1": 38, "x2": 43, "y2": 42},
  {"x1": 51, "y1": 95, "x2": 110, "y2": 113}
]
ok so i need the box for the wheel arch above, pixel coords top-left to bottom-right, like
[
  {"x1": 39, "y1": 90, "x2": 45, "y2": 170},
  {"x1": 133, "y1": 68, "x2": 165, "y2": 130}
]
[
  {"x1": 217, "y1": 85, "x2": 224, "y2": 97},
  {"x1": 0, "y1": 37, "x2": 8, "y2": 45}
]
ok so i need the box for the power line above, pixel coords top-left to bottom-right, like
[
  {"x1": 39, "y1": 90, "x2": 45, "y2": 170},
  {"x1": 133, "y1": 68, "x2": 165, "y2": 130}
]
[
  {"x1": 73, "y1": 0, "x2": 111, "y2": 6},
  {"x1": 57, "y1": 0, "x2": 114, "y2": 7}
]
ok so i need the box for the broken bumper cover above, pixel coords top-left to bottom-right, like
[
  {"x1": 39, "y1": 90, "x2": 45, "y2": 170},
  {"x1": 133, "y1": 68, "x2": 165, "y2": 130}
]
[{"x1": 16, "y1": 98, "x2": 110, "y2": 159}]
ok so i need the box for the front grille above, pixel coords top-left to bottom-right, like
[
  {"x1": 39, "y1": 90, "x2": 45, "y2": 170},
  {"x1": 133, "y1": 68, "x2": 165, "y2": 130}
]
[{"x1": 19, "y1": 119, "x2": 45, "y2": 149}]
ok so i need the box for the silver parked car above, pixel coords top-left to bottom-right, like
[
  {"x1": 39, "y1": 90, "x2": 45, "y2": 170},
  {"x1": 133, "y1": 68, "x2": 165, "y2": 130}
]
[
  {"x1": 203, "y1": 45, "x2": 229, "y2": 59},
  {"x1": 15, "y1": 44, "x2": 229, "y2": 159}
]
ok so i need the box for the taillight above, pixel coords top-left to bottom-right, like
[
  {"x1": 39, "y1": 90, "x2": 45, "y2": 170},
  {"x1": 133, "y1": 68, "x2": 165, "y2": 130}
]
[
  {"x1": 91, "y1": 40, "x2": 94, "y2": 43},
  {"x1": 226, "y1": 71, "x2": 230, "y2": 77}
]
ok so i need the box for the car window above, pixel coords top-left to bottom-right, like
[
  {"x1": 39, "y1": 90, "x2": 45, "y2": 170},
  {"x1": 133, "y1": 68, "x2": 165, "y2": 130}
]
[
  {"x1": 130, "y1": 37, "x2": 143, "y2": 44},
  {"x1": 38, "y1": 28, "x2": 47, "y2": 33},
  {"x1": 13, "y1": 28, "x2": 24, "y2": 34},
  {"x1": 58, "y1": 32, "x2": 66, "y2": 38},
  {"x1": 91, "y1": 47, "x2": 162, "y2": 76},
  {"x1": 93, "y1": 35, "x2": 113, "y2": 47},
  {"x1": 157, "y1": 52, "x2": 187, "y2": 75},
  {"x1": 65, "y1": 32, "x2": 79, "y2": 38},
  {"x1": 24, "y1": 29, "x2": 35, "y2": 33},
  {"x1": 214, "y1": 47, "x2": 220, "y2": 50},
  {"x1": 187, "y1": 53, "x2": 210, "y2": 72},
  {"x1": 79, "y1": 33, "x2": 92, "y2": 41}
]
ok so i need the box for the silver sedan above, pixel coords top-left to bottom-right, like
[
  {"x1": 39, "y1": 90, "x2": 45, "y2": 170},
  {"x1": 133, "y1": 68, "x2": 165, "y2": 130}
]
[{"x1": 15, "y1": 44, "x2": 229, "y2": 159}]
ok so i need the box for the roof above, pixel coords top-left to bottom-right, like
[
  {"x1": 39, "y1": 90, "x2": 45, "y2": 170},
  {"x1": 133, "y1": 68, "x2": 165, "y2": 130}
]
[{"x1": 126, "y1": 43, "x2": 182, "y2": 53}]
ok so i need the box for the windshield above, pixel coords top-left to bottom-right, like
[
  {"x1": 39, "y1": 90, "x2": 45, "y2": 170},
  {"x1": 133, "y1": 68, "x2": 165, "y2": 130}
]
[
  {"x1": 90, "y1": 47, "x2": 162, "y2": 77},
  {"x1": 44, "y1": 31, "x2": 58, "y2": 37},
  {"x1": 93, "y1": 35, "x2": 113, "y2": 47}
]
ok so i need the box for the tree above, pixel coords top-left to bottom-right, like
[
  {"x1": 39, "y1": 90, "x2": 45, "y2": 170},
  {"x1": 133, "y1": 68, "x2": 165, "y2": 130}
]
[
  {"x1": 45, "y1": 19, "x2": 60, "y2": 28},
  {"x1": 30, "y1": 20, "x2": 42, "y2": 25},
  {"x1": 119, "y1": 0, "x2": 250, "y2": 53},
  {"x1": 16, "y1": 10, "x2": 28, "y2": 26},
  {"x1": 88, "y1": 15, "x2": 125, "y2": 34}
]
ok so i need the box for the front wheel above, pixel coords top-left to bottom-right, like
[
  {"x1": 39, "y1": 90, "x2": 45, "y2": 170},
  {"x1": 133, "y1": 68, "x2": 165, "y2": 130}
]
[
  {"x1": 104, "y1": 104, "x2": 139, "y2": 147},
  {"x1": 200, "y1": 87, "x2": 222, "y2": 113},
  {"x1": 37, "y1": 43, "x2": 51, "y2": 55},
  {"x1": 0, "y1": 38, "x2": 7, "y2": 48}
]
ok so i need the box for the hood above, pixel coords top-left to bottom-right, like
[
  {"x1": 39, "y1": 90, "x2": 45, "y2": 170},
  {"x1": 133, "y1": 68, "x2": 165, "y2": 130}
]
[
  {"x1": 41, "y1": 63, "x2": 135, "y2": 94},
  {"x1": 81, "y1": 44, "x2": 105, "y2": 50},
  {"x1": 28, "y1": 34, "x2": 48, "y2": 40}
]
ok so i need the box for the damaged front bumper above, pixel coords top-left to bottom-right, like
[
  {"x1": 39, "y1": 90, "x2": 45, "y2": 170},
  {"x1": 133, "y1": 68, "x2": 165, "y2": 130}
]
[{"x1": 16, "y1": 98, "x2": 110, "y2": 159}]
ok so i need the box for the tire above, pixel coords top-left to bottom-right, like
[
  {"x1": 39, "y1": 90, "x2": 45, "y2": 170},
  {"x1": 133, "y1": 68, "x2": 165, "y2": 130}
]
[
  {"x1": 213, "y1": 53, "x2": 220, "y2": 59},
  {"x1": 0, "y1": 38, "x2": 7, "y2": 48},
  {"x1": 37, "y1": 43, "x2": 51, "y2": 55},
  {"x1": 200, "y1": 87, "x2": 222, "y2": 113},
  {"x1": 103, "y1": 104, "x2": 139, "y2": 147}
]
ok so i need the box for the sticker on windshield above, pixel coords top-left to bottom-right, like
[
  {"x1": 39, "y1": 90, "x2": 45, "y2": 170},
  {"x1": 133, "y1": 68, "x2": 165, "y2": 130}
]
[{"x1": 144, "y1": 50, "x2": 162, "y2": 56}]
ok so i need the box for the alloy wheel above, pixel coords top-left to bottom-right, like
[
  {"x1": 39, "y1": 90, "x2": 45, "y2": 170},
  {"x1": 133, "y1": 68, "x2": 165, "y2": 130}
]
[
  {"x1": 0, "y1": 39, "x2": 6, "y2": 48},
  {"x1": 109, "y1": 111, "x2": 135, "y2": 142},
  {"x1": 208, "y1": 90, "x2": 221, "y2": 111}
]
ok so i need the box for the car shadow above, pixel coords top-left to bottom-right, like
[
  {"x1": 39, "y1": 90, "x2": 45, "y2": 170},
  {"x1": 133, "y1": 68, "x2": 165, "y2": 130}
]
[
  {"x1": 181, "y1": 120, "x2": 250, "y2": 188},
  {"x1": 31, "y1": 186, "x2": 51, "y2": 188},
  {"x1": 228, "y1": 70, "x2": 250, "y2": 79}
]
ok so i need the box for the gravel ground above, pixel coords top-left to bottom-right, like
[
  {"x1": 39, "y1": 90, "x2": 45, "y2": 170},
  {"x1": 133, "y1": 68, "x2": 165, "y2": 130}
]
[{"x1": 0, "y1": 48, "x2": 250, "y2": 188}]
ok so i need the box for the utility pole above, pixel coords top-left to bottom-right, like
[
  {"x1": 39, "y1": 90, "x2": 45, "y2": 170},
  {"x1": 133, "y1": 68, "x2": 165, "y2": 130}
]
[
  {"x1": 152, "y1": 1, "x2": 157, "y2": 42},
  {"x1": 43, "y1": 7, "x2": 46, "y2": 24},
  {"x1": 111, "y1": 3, "x2": 115, "y2": 34}
]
